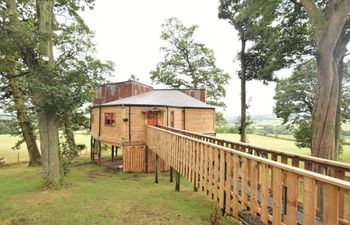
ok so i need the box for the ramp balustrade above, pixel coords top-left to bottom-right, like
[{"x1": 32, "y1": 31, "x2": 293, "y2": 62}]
[{"x1": 146, "y1": 125, "x2": 350, "y2": 225}]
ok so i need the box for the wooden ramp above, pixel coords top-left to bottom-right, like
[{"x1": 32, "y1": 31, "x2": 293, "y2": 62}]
[{"x1": 146, "y1": 125, "x2": 350, "y2": 225}]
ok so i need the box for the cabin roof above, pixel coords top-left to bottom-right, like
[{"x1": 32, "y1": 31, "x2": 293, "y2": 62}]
[{"x1": 98, "y1": 90, "x2": 215, "y2": 109}]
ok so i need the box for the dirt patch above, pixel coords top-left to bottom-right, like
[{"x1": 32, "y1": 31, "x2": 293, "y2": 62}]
[
  {"x1": 86, "y1": 171, "x2": 105, "y2": 178},
  {"x1": 119, "y1": 174, "x2": 144, "y2": 181},
  {"x1": 9, "y1": 218, "x2": 29, "y2": 225}
]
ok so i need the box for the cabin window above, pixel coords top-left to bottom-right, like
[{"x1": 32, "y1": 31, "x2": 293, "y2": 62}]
[{"x1": 104, "y1": 113, "x2": 116, "y2": 126}]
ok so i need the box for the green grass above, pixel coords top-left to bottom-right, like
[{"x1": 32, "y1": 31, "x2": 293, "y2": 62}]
[
  {"x1": 0, "y1": 159, "x2": 236, "y2": 225},
  {"x1": 217, "y1": 133, "x2": 350, "y2": 164}
]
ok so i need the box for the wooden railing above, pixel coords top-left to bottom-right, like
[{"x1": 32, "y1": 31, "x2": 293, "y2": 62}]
[
  {"x1": 158, "y1": 125, "x2": 350, "y2": 181},
  {"x1": 147, "y1": 125, "x2": 350, "y2": 225}
]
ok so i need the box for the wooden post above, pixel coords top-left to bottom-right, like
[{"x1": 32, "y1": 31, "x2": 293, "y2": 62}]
[
  {"x1": 155, "y1": 154, "x2": 159, "y2": 183},
  {"x1": 175, "y1": 170, "x2": 180, "y2": 192},
  {"x1": 98, "y1": 141, "x2": 101, "y2": 166},
  {"x1": 111, "y1": 145, "x2": 114, "y2": 162},
  {"x1": 170, "y1": 167, "x2": 173, "y2": 183},
  {"x1": 90, "y1": 136, "x2": 93, "y2": 160},
  {"x1": 145, "y1": 145, "x2": 149, "y2": 173},
  {"x1": 116, "y1": 147, "x2": 118, "y2": 158}
]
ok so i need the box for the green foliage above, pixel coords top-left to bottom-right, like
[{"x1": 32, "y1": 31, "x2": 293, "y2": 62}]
[
  {"x1": 274, "y1": 60, "x2": 350, "y2": 149},
  {"x1": 0, "y1": 120, "x2": 14, "y2": 135},
  {"x1": 150, "y1": 17, "x2": 230, "y2": 108},
  {"x1": 218, "y1": 0, "x2": 280, "y2": 83},
  {"x1": 216, "y1": 112, "x2": 228, "y2": 128},
  {"x1": 234, "y1": 115, "x2": 254, "y2": 134},
  {"x1": 208, "y1": 203, "x2": 224, "y2": 225},
  {"x1": 60, "y1": 138, "x2": 79, "y2": 176}
]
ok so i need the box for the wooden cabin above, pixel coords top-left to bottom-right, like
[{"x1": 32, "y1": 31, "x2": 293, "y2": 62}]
[{"x1": 90, "y1": 81, "x2": 215, "y2": 172}]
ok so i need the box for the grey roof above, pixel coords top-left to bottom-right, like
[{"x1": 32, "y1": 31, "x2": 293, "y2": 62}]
[{"x1": 100, "y1": 90, "x2": 214, "y2": 109}]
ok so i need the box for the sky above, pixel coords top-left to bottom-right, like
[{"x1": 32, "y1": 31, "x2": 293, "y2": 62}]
[{"x1": 81, "y1": 0, "x2": 289, "y2": 118}]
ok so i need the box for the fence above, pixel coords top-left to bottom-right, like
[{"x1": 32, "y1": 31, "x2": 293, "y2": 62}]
[{"x1": 147, "y1": 125, "x2": 350, "y2": 225}]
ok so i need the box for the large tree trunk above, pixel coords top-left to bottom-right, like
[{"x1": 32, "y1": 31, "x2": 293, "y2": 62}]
[
  {"x1": 6, "y1": 0, "x2": 41, "y2": 166},
  {"x1": 63, "y1": 112, "x2": 77, "y2": 152},
  {"x1": 36, "y1": 0, "x2": 61, "y2": 187},
  {"x1": 8, "y1": 76, "x2": 41, "y2": 165},
  {"x1": 312, "y1": 56, "x2": 340, "y2": 159},
  {"x1": 303, "y1": 0, "x2": 350, "y2": 160},
  {"x1": 38, "y1": 110, "x2": 61, "y2": 187},
  {"x1": 240, "y1": 37, "x2": 247, "y2": 143}
]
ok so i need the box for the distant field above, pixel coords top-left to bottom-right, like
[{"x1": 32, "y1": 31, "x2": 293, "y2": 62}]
[
  {"x1": 217, "y1": 133, "x2": 350, "y2": 164},
  {"x1": 1, "y1": 132, "x2": 350, "y2": 165},
  {"x1": 0, "y1": 134, "x2": 91, "y2": 164}
]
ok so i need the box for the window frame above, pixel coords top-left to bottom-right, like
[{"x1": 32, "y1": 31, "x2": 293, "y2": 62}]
[{"x1": 104, "y1": 112, "x2": 116, "y2": 126}]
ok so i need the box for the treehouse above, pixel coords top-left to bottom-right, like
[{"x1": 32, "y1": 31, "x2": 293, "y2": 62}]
[{"x1": 90, "y1": 81, "x2": 215, "y2": 172}]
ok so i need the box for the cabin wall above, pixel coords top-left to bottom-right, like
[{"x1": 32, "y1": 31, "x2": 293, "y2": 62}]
[
  {"x1": 129, "y1": 107, "x2": 146, "y2": 143},
  {"x1": 167, "y1": 107, "x2": 184, "y2": 129},
  {"x1": 184, "y1": 108, "x2": 215, "y2": 134},
  {"x1": 91, "y1": 108, "x2": 100, "y2": 138},
  {"x1": 123, "y1": 145, "x2": 169, "y2": 172},
  {"x1": 98, "y1": 106, "x2": 129, "y2": 144}
]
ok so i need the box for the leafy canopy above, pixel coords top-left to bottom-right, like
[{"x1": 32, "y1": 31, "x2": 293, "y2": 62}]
[
  {"x1": 150, "y1": 17, "x2": 230, "y2": 107},
  {"x1": 274, "y1": 60, "x2": 350, "y2": 148}
]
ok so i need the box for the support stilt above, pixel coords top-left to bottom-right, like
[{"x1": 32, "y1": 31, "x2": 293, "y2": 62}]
[
  {"x1": 111, "y1": 145, "x2": 114, "y2": 162},
  {"x1": 175, "y1": 170, "x2": 180, "y2": 192},
  {"x1": 170, "y1": 167, "x2": 173, "y2": 183},
  {"x1": 155, "y1": 154, "x2": 159, "y2": 183}
]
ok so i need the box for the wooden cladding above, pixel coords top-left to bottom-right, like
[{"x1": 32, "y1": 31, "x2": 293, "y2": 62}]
[
  {"x1": 123, "y1": 145, "x2": 169, "y2": 172},
  {"x1": 146, "y1": 125, "x2": 350, "y2": 225}
]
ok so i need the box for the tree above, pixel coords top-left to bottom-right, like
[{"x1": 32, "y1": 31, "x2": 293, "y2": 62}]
[
  {"x1": 150, "y1": 17, "x2": 230, "y2": 108},
  {"x1": 225, "y1": 0, "x2": 350, "y2": 159},
  {"x1": 0, "y1": 0, "x2": 42, "y2": 166},
  {"x1": 218, "y1": 0, "x2": 279, "y2": 142},
  {"x1": 1, "y1": 0, "x2": 113, "y2": 187},
  {"x1": 275, "y1": 59, "x2": 350, "y2": 151}
]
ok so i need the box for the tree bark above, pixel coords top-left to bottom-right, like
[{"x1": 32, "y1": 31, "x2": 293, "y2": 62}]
[
  {"x1": 312, "y1": 56, "x2": 340, "y2": 159},
  {"x1": 8, "y1": 76, "x2": 42, "y2": 166},
  {"x1": 6, "y1": 0, "x2": 41, "y2": 166},
  {"x1": 36, "y1": 0, "x2": 61, "y2": 187},
  {"x1": 63, "y1": 112, "x2": 77, "y2": 152},
  {"x1": 240, "y1": 37, "x2": 247, "y2": 143},
  {"x1": 302, "y1": 0, "x2": 350, "y2": 160}
]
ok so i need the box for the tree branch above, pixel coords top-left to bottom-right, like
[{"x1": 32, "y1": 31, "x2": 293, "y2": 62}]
[{"x1": 300, "y1": 0, "x2": 323, "y2": 31}]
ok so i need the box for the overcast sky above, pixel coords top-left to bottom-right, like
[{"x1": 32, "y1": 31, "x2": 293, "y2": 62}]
[{"x1": 81, "y1": 0, "x2": 288, "y2": 118}]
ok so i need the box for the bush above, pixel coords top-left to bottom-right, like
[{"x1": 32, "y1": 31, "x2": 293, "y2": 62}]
[{"x1": 208, "y1": 203, "x2": 224, "y2": 225}]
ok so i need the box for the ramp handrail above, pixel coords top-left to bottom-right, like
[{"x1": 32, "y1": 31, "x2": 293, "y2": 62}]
[
  {"x1": 158, "y1": 125, "x2": 350, "y2": 181},
  {"x1": 147, "y1": 125, "x2": 350, "y2": 225}
]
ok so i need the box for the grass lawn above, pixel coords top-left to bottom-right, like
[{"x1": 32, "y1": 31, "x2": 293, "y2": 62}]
[
  {"x1": 0, "y1": 158, "x2": 236, "y2": 225},
  {"x1": 217, "y1": 133, "x2": 350, "y2": 164}
]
